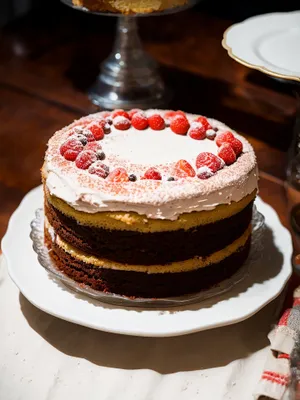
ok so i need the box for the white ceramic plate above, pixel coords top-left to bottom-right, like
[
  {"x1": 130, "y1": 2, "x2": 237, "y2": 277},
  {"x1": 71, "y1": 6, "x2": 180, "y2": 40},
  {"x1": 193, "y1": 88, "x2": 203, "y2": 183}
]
[
  {"x1": 222, "y1": 11, "x2": 300, "y2": 82},
  {"x1": 2, "y1": 186, "x2": 292, "y2": 337}
]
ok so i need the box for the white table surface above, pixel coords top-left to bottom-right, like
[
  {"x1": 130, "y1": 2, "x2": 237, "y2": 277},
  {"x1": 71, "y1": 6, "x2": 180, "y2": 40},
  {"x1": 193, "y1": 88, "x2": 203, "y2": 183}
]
[{"x1": 0, "y1": 255, "x2": 285, "y2": 400}]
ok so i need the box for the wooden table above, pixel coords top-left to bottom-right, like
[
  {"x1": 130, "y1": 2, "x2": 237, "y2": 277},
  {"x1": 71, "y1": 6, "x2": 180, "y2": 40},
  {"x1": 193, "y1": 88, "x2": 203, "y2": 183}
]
[{"x1": 0, "y1": 3, "x2": 295, "y2": 242}]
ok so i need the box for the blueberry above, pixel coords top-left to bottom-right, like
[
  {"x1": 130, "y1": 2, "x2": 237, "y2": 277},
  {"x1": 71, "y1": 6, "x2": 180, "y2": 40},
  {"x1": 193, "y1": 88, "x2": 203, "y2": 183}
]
[
  {"x1": 73, "y1": 134, "x2": 87, "y2": 146},
  {"x1": 129, "y1": 174, "x2": 137, "y2": 182},
  {"x1": 97, "y1": 151, "x2": 106, "y2": 160},
  {"x1": 167, "y1": 177, "x2": 175, "y2": 181}
]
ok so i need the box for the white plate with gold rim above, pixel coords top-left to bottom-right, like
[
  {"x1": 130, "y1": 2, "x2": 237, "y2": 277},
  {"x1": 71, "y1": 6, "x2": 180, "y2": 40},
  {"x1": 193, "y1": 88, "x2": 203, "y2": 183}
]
[
  {"x1": 222, "y1": 11, "x2": 300, "y2": 82},
  {"x1": 2, "y1": 186, "x2": 292, "y2": 337}
]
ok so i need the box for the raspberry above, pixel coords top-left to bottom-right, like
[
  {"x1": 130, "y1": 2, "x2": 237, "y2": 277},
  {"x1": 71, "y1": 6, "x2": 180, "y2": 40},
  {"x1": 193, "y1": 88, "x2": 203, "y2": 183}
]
[
  {"x1": 194, "y1": 116, "x2": 212, "y2": 131},
  {"x1": 216, "y1": 131, "x2": 243, "y2": 155},
  {"x1": 88, "y1": 161, "x2": 109, "y2": 178},
  {"x1": 75, "y1": 150, "x2": 97, "y2": 170},
  {"x1": 148, "y1": 114, "x2": 165, "y2": 130},
  {"x1": 174, "y1": 159, "x2": 196, "y2": 178},
  {"x1": 215, "y1": 131, "x2": 235, "y2": 147},
  {"x1": 99, "y1": 111, "x2": 111, "y2": 118},
  {"x1": 87, "y1": 123, "x2": 105, "y2": 140},
  {"x1": 71, "y1": 133, "x2": 88, "y2": 146},
  {"x1": 170, "y1": 115, "x2": 190, "y2": 135},
  {"x1": 188, "y1": 122, "x2": 206, "y2": 140},
  {"x1": 128, "y1": 109, "x2": 142, "y2": 119},
  {"x1": 142, "y1": 168, "x2": 162, "y2": 180},
  {"x1": 85, "y1": 142, "x2": 105, "y2": 159},
  {"x1": 82, "y1": 129, "x2": 96, "y2": 142},
  {"x1": 74, "y1": 117, "x2": 94, "y2": 127},
  {"x1": 197, "y1": 166, "x2": 214, "y2": 180},
  {"x1": 206, "y1": 129, "x2": 216, "y2": 140},
  {"x1": 60, "y1": 138, "x2": 83, "y2": 161},
  {"x1": 131, "y1": 112, "x2": 149, "y2": 130},
  {"x1": 196, "y1": 152, "x2": 223, "y2": 173},
  {"x1": 113, "y1": 116, "x2": 131, "y2": 130},
  {"x1": 85, "y1": 142, "x2": 102, "y2": 151},
  {"x1": 218, "y1": 143, "x2": 236, "y2": 165},
  {"x1": 111, "y1": 109, "x2": 130, "y2": 120},
  {"x1": 108, "y1": 168, "x2": 129, "y2": 182}
]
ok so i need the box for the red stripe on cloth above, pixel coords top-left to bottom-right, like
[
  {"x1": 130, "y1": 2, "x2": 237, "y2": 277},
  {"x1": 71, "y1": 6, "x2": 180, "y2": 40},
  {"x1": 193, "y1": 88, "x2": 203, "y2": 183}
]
[
  {"x1": 262, "y1": 375, "x2": 289, "y2": 386},
  {"x1": 278, "y1": 309, "x2": 292, "y2": 326},
  {"x1": 262, "y1": 371, "x2": 289, "y2": 383},
  {"x1": 278, "y1": 354, "x2": 290, "y2": 360}
]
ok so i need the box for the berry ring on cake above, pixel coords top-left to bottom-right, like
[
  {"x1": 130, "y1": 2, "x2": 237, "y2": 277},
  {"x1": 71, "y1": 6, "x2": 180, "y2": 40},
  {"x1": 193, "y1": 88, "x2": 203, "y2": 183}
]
[{"x1": 42, "y1": 109, "x2": 258, "y2": 298}]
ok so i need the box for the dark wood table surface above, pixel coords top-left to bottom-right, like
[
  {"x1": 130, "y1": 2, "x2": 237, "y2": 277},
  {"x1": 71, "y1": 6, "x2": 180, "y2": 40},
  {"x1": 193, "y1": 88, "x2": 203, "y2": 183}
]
[{"x1": 0, "y1": 3, "x2": 296, "y2": 254}]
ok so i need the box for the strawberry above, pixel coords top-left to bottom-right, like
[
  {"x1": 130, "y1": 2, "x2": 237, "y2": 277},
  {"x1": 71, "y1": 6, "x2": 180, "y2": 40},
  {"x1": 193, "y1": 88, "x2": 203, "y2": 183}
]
[
  {"x1": 188, "y1": 122, "x2": 206, "y2": 140},
  {"x1": 230, "y1": 138, "x2": 243, "y2": 156},
  {"x1": 196, "y1": 152, "x2": 223, "y2": 173},
  {"x1": 170, "y1": 115, "x2": 190, "y2": 135},
  {"x1": 75, "y1": 150, "x2": 97, "y2": 170},
  {"x1": 128, "y1": 109, "x2": 142, "y2": 119},
  {"x1": 174, "y1": 110, "x2": 187, "y2": 118},
  {"x1": 197, "y1": 166, "x2": 214, "y2": 180},
  {"x1": 88, "y1": 161, "x2": 109, "y2": 178},
  {"x1": 194, "y1": 116, "x2": 212, "y2": 131},
  {"x1": 60, "y1": 138, "x2": 83, "y2": 161},
  {"x1": 148, "y1": 114, "x2": 165, "y2": 130},
  {"x1": 142, "y1": 168, "x2": 162, "y2": 180},
  {"x1": 174, "y1": 159, "x2": 196, "y2": 178},
  {"x1": 131, "y1": 112, "x2": 149, "y2": 130},
  {"x1": 108, "y1": 168, "x2": 129, "y2": 182},
  {"x1": 111, "y1": 109, "x2": 130, "y2": 120},
  {"x1": 215, "y1": 131, "x2": 235, "y2": 147},
  {"x1": 216, "y1": 131, "x2": 243, "y2": 156},
  {"x1": 217, "y1": 143, "x2": 236, "y2": 165},
  {"x1": 87, "y1": 123, "x2": 105, "y2": 140},
  {"x1": 113, "y1": 116, "x2": 131, "y2": 130},
  {"x1": 165, "y1": 111, "x2": 176, "y2": 120}
]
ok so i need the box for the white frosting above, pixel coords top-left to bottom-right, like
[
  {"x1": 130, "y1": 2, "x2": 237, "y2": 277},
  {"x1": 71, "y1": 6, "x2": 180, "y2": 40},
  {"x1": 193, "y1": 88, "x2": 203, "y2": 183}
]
[{"x1": 43, "y1": 111, "x2": 258, "y2": 220}]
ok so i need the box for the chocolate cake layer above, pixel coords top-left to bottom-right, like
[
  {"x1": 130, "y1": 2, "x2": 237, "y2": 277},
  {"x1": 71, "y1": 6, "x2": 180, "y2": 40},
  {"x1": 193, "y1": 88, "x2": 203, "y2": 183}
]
[
  {"x1": 45, "y1": 199, "x2": 253, "y2": 265},
  {"x1": 46, "y1": 234, "x2": 251, "y2": 298}
]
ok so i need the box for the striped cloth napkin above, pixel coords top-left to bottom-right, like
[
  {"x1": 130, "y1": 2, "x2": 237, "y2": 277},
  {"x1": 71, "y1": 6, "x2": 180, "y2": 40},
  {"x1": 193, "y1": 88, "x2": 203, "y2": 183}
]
[{"x1": 254, "y1": 286, "x2": 300, "y2": 400}]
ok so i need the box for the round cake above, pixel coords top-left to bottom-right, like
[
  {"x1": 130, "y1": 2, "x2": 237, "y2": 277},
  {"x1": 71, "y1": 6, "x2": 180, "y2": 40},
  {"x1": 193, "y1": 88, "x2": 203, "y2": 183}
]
[
  {"x1": 42, "y1": 109, "x2": 258, "y2": 298},
  {"x1": 72, "y1": 0, "x2": 187, "y2": 13}
]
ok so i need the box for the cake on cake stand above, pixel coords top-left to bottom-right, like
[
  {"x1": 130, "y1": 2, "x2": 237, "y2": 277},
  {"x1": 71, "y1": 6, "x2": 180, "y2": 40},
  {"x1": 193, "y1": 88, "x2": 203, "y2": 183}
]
[{"x1": 61, "y1": 0, "x2": 198, "y2": 109}]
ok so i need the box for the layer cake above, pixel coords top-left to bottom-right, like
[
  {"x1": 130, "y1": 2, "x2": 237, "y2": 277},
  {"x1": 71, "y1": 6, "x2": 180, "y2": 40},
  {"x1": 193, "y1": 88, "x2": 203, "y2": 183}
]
[
  {"x1": 72, "y1": 0, "x2": 188, "y2": 13},
  {"x1": 42, "y1": 109, "x2": 258, "y2": 298}
]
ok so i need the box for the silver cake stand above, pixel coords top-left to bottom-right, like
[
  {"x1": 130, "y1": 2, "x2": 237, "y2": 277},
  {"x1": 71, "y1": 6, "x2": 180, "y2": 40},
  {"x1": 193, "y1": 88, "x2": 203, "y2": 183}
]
[{"x1": 61, "y1": 0, "x2": 198, "y2": 109}]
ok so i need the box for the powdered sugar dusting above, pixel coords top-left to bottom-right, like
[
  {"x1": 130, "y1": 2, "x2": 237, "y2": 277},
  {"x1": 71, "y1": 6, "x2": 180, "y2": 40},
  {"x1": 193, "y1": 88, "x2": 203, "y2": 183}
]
[{"x1": 43, "y1": 110, "x2": 258, "y2": 220}]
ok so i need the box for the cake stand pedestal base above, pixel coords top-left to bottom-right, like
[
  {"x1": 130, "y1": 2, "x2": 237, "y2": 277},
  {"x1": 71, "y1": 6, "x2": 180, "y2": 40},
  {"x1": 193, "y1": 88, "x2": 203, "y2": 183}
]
[{"x1": 89, "y1": 17, "x2": 170, "y2": 109}]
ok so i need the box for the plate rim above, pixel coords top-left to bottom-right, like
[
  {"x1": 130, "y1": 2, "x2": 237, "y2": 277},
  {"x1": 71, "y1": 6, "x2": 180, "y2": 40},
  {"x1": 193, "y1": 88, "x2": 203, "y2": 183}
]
[
  {"x1": 222, "y1": 10, "x2": 300, "y2": 82},
  {"x1": 1, "y1": 186, "x2": 293, "y2": 337}
]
